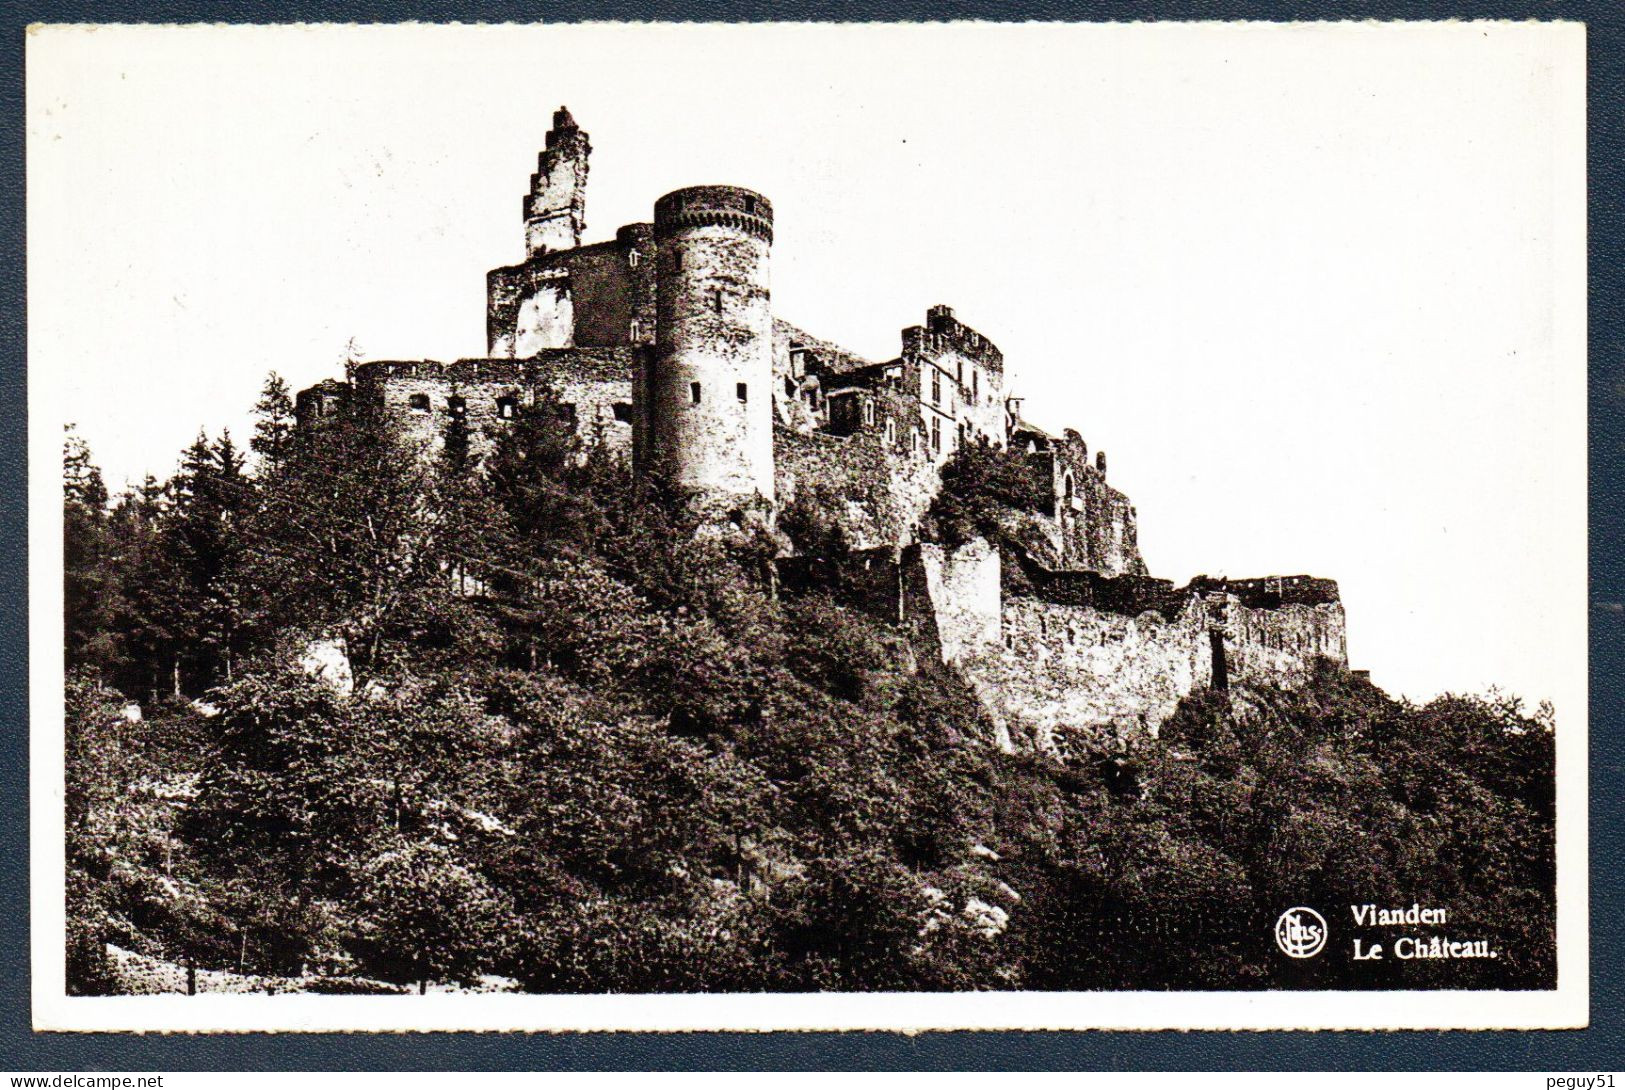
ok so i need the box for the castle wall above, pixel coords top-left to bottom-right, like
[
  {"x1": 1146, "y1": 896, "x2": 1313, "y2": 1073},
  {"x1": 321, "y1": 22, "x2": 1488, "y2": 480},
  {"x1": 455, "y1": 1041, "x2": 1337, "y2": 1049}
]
[
  {"x1": 1222, "y1": 596, "x2": 1348, "y2": 689},
  {"x1": 1018, "y1": 432, "x2": 1145, "y2": 576},
  {"x1": 896, "y1": 538, "x2": 1346, "y2": 756},
  {"x1": 513, "y1": 278, "x2": 574, "y2": 354},
  {"x1": 488, "y1": 228, "x2": 656, "y2": 358},
  {"x1": 967, "y1": 593, "x2": 1214, "y2": 755},
  {"x1": 962, "y1": 590, "x2": 1346, "y2": 756},
  {"x1": 913, "y1": 539, "x2": 1002, "y2": 663},
  {"x1": 774, "y1": 422, "x2": 938, "y2": 551},
  {"x1": 351, "y1": 351, "x2": 635, "y2": 463},
  {"x1": 524, "y1": 107, "x2": 590, "y2": 257}
]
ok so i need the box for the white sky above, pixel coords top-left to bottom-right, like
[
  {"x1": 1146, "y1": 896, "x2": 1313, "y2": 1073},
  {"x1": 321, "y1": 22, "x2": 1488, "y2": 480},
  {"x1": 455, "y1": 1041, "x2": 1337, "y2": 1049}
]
[{"x1": 26, "y1": 22, "x2": 1586, "y2": 710}]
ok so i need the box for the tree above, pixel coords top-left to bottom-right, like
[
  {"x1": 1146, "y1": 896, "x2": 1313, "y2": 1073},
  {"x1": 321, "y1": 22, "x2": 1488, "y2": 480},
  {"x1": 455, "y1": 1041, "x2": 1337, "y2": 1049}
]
[
  {"x1": 64, "y1": 427, "x2": 124, "y2": 677},
  {"x1": 249, "y1": 372, "x2": 297, "y2": 476},
  {"x1": 483, "y1": 390, "x2": 608, "y2": 559},
  {"x1": 103, "y1": 476, "x2": 184, "y2": 700},
  {"x1": 237, "y1": 398, "x2": 438, "y2": 675},
  {"x1": 183, "y1": 655, "x2": 381, "y2": 971},
  {"x1": 162, "y1": 430, "x2": 253, "y2": 690},
  {"x1": 349, "y1": 841, "x2": 511, "y2": 992},
  {"x1": 927, "y1": 441, "x2": 1048, "y2": 548}
]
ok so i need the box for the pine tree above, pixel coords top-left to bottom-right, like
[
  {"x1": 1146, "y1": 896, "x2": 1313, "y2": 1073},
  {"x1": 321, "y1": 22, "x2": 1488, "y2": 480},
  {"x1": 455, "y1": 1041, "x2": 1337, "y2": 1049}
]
[
  {"x1": 63, "y1": 426, "x2": 123, "y2": 676},
  {"x1": 249, "y1": 372, "x2": 296, "y2": 476},
  {"x1": 158, "y1": 429, "x2": 254, "y2": 692},
  {"x1": 105, "y1": 475, "x2": 183, "y2": 700}
]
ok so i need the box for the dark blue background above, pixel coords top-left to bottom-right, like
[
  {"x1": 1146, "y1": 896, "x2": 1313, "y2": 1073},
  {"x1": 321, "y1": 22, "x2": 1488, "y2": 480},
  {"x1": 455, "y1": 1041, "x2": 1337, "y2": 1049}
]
[{"x1": 2, "y1": 0, "x2": 1619, "y2": 1070}]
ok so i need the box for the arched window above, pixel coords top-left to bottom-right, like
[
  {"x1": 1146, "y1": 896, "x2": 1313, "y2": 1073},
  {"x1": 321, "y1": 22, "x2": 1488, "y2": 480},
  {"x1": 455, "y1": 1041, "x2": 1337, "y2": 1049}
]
[{"x1": 1064, "y1": 473, "x2": 1074, "y2": 501}]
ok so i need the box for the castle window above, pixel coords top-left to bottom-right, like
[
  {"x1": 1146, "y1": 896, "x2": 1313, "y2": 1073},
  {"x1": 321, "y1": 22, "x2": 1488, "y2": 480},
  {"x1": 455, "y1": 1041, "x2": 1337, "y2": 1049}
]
[
  {"x1": 885, "y1": 418, "x2": 896, "y2": 445},
  {"x1": 408, "y1": 393, "x2": 430, "y2": 414},
  {"x1": 691, "y1": 382, "x2": 702, "y2": 405},
  {"x1": 496, "y1": 396, "x2": 518, "y2": 420},
  {"x1": 785, "y1": 376, "x2": 797, "y2": 398},
  {"x1": 737, "y1": 382, "x2": 748, "y2": 403},
  {"x1": 612, "y1": 402, "x2": 633, "y2": 423},
  {"x1": 862, "y1": 400, "x2": 875, "y2": 426},
  {"x1": 447, "y1": 395, "x2": 466, "y2": 417},
  {"x1": 712, "y1": 289, "x2": 724, "y2": 314},
  {"x1": 931, "y1": 368, "x2": 942, "y2": 405},
  {"x1": 931, "y1": 417, "x2": 941, "y2": 453},
  {"x1": 1064, "y1": 473, "x2": 1074, "y2": 501},
  {"x1": 628, "y1": 249, "x2": 639, "y2": 268},
  {"x1": 629, "y1": 319, "x2": 641, "y2": 341},
  {"x1": 972, "y1": 368, "x2": 979, "y2": 400},
  {"x1": 743, "y1": 196, "x2": 757, "y2": 215}
]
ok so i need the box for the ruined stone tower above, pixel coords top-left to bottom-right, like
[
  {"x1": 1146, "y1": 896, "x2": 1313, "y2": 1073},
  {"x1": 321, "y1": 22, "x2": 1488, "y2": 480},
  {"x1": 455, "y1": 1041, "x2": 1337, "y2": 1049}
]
[
  {"x1": 648, "y1": 186, "x2": 776, "y2": 508},
  {"x1": 524, "y1": 107, "x2": 590, "y2": 258}
]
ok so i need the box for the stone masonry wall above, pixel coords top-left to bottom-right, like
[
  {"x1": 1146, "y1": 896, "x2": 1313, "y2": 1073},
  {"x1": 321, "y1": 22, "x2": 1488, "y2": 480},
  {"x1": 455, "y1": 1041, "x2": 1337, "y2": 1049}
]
[
  {"x1": 774, "y1": 421, "x2": 940, "y2": 551},
  {"x1": 1026, "y1": 432, "x2": 1146, "y2": 576},
  {"x1": 969, "y1": 592, "x2": 1215, "y2": 755},
  {"x1": 488, "y1": 229, "x2": 656, "y2": 358},
  {"x1": 901, "y1": 538, "x2": 1348, "y2": 757},
  {"x1": 351, "y1": 350, "x2": 636, "y2": 463}
]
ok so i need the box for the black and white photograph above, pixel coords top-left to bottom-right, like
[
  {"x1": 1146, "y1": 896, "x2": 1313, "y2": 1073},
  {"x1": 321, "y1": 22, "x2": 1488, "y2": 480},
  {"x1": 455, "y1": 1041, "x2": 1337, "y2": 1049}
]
[{"x1": 27, "y1": 21, "x2": 1587, "y2": 1032}]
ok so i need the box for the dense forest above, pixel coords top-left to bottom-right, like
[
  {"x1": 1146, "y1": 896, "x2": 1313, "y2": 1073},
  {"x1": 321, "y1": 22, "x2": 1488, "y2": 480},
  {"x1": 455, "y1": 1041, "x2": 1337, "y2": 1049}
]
[{"x1": 63, "y1": 375, "x2": 1557, "y2": 994}]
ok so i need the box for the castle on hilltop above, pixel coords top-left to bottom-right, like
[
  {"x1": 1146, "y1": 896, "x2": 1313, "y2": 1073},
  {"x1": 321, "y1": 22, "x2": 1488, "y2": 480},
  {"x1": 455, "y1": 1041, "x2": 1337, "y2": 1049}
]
[{"x1": 297, "y1": 107, "x2": 1349, "y2": 753}]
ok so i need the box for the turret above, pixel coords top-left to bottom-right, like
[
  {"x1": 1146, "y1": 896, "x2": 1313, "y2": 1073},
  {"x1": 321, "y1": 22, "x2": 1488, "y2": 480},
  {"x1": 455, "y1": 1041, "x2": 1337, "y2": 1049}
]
[
  {"x1": 646, "y1": 185, "x2": 776, "y2": 508},
  {"x1": 524, "y1": 107, "x2": 590, "y2": 257}
]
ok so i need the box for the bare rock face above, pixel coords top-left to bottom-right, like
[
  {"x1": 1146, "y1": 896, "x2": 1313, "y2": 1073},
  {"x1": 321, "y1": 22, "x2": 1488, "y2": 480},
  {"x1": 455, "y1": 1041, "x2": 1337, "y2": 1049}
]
[{"x1": 298, "y1": 637, "x2": 354, "y2": 698}]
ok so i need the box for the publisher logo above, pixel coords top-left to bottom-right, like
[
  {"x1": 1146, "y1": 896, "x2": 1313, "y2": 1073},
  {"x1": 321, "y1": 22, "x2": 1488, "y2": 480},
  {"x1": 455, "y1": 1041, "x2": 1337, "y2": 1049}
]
[{"x1": 1275, "y1": 907, "x2": 1328, "y2": 958}]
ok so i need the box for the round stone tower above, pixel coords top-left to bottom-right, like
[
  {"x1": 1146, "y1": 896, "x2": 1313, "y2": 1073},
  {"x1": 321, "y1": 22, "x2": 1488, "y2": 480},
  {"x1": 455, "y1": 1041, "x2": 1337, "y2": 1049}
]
[{"x1": 649, "y1": 185, "x2": 776, "y2": 509}]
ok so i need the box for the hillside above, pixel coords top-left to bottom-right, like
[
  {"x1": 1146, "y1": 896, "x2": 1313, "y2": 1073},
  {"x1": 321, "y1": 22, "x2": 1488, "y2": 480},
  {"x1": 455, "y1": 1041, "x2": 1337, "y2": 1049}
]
[{"x1": 61, "y1": 382, "x2": 1556, "y2": 994}]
